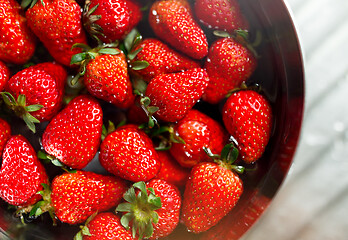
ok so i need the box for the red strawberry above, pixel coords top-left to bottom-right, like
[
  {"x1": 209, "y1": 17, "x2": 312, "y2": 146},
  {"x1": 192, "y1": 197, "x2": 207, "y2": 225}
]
[
  {"x1": 3, "y1": 62, "x2": 67, "y2": 132},
  {"x1": 117, "y1": 180, "x2": 181, "y2": 239},
  {"x1": 181, "y1": 151, "x2": 243, "y2": 233},
  {"x1": 42, "y1": 95, "x2": 103, "y2": 169},
  {"x1": 222, "y1": 90, "x2": 273, "y2": 163},
  {"x1": 145, "y1": 68, "x2": 209, "y2": 122},
  {"x1": 50, "y1": 170, "x2": 128, "y2": 224},
  {"x1": 130, "y1": 38, "x2": 200, "y2": 82},
  {"x1": 0, "y1": 0, "x2": 36, "y2": 64},
  {"x1": 0, "y1": 118, "x2": 11, "y2": 156},
  {"x1": 76, "y1": 212, "x2": 135, "y2": 240},
  {"x1": 199, "y1": 190, "x2": 271, "y2": 240},
  {"x1": 202, "y1": 37, "x2": 257, "y2": 104},
  {"x1": 169, "y1": 109, "x2": 228, "y2": 168},
  {"x1": 83, "y1": 0, "x2": 142, "y2": 43},
  {"x1": 82, "y1": 48, "x2": 135, "y2": 109},
  {"x1": 0, "y1": 135, "x2": 48, "y2": 206},
  {"x1": 194, "y1": 0, "x2": 249, "y2": 32},
  {"x1": 155, "y1": 150, "x2": 190, "y2": 188},
  {"x1": 149, "y1": 0, "x2": 208, "y2": 60},
  {"x1": 99, "y1": 124, "x2": 161, "y2": 182},
  {"x1": 0, "y1": 61, "x2": 10, "y2": 91},
  {"x1": 25, "y1": 0, "x2": 88, "y2": 66}
]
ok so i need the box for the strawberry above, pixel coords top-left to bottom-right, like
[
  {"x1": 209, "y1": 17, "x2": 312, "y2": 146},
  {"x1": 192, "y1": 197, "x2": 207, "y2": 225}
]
[
  {"x1": 75, "y1": 212, "x2": 135, "y2": 240},
  {"x1": 99, "y1": 124, "x2": 161, "y2": 182},
  {"x1": 2, "y1": 62, "x2": 67, "y2": 132},
  {"x1": 222, "y1": 90, "x2": 273, "y2": 163},
  {"x1": 194, "y1": 0, "x2": 249, "y2": 32},
  {"x1": 0, "y1": 0, "x2": 36, "y2": 64},
  {"x1": 50, "y1": 170, "x2": 128, "y2": 224},
  {"x1": 199, "y1": 189, "x2": 271, "y2": 240},
  {"x1": 117, "y1": 180, "x2": 181, "y2": 239},
  {"x1": 0, "y1": 61, "x2": 10, "y2": 91},
  {"x1": 169, "y1": 109, "x2": 229, "y2": 168},
  {"x1": 202, "y1": 37, "x2": 257, "y2": 104},
  {"x1": 83, "y1": 0, "x2": 142, "y2": 43},
  {"x1": 181, "y1": 145, "x2": 244, "y2": 233},
  {"x1": 0, "y1": 135, "x2": 48, "y2": 206},
  {"x1": 71, "y1": 45, "x2": 135, "y2": 109},
  {"x1": 0, "y1": 118, "x2": 11, "y2": 156},
  {"x1": 155, "y1": 150, "x2": 190, "y2": 188},
  {"x1": 130, "y1": 38, "x2": 200, "y2": 82},
  {"x1": 41, "y1": 95, "x2": 103, "y2": 169},
  {"x1": 148, "y1": 0, "x2": 208, "y2": 60},
  {"x1": 25, "y1": 0, "x2": 88, "y2": 67},
  {"x1": 145, "y1": 68, "x2": 209, "y2": 122}
]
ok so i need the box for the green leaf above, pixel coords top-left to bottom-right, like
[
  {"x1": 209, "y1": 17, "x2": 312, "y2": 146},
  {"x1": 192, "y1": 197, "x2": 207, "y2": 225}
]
[
  {"x1": 21, "y1": 0, "x2": 32, "y2": 8},
  {"x1": 213, "y1": 30, "x2": 231, "y2": 38},
  {"x1": 25, "y1": 113, "x2": 40, "y2": 123},
  {"x1": 87, "y1": 3, "x2": 99, "y2": 16},
  {"x1": 127, "y1": 48, "x2": 143, "y2": 60},
  {"x1": 51, "y1": 159, "x2": 64, "y2": 167},
  {"x1": 140, "y1": 96, "x2": 151, "y2": 107},
  {"x1": 1, "y1": 92, "x2": 16, "y2": 106},
  {"x1": 147, "y1": 106, "x2": 159, "y2": 114},
  {"x1": 98, "y1": 48, "x2": 120, "y2": 55},
  {"x1": 151, "y1": 212, "x2": 159, "y2": 224},
  {"x1": 144, "y1": 221, "x2": 154, "y2": 238},
  {"x1": 133, "y1": 181, "x2": 147, "y2": 195},
  {"x1": 123, "y1": 187, "x2": 136, "y2": 204},
  {"x1": 220, "y1": 143, "x2": 235, "y2": 161},
  {"x1": 37, "y1": 150, "x2": 49, "y2": 160},
  {"x1": 87, "y1": 52, "x2": 98, "y2": 59},
  {"x1": 131, "y1": 60, "x2": 149, "y2": 70},
  {"x1": 30, "y1": 0, "x2": 38, "y2": 8},
  {"x1": 22, "y1": 115, "x2": 36, "y2": 133},
  {"x1": 148, "y1": 194, "x2": 161, "y2": 210},
  {"x1": 73, "y1": 231, "x2": 83, "y2": 240},
  {"x1": 120, "y1": 212, "x2": 134, "y2": 230},
  {"x1": 124, "y1": 29, "x2": 139, "y2": 52},
  {"x1": 116, "y1": 202, "x2": 133, "y2": 213},
  {"x1": 81, "y1": 226, "x2": 92, "y2": 236},
  {"x1": 25, "y1": 104, "x2": 44, "y2": 112},
  {"x1": 71, "y1": 43, "x2": 91, "y2": 52},
  {"x1": 70, "y1": 52, "x2": 87, "y2": 65}
]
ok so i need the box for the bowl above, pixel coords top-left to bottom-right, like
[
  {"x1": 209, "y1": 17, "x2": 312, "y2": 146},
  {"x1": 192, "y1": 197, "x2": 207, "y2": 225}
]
[{"x1": 0, "y1": 0, "x2": 304, "y2": 239}]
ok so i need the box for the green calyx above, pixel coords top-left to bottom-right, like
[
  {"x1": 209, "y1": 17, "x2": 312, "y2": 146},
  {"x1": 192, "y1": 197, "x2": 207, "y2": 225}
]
[
  {"x1": 37, "y1": 150, "x2": 77, "y2": 173},
  {"x1": 74, "y1": 211, "x2": 98, "y2": 240},
  {"x1": 204, "y1": 143, "x2": 245, "y2": 174},
  {"x1": 116, "y1": 181, "x2": 162, "y2": 240},
  {"x1": 0, "y1": 92, "x2": 43, "y2": 133},
  {"x1": 21, "y1": 0, "x2": 44, "y2": 9},
  {"x1": 213, "y1": 29, "x2": 261, "y2": 58},
  {"x1": 16, "y1": 183, "x2": 56, "y2": 225}
]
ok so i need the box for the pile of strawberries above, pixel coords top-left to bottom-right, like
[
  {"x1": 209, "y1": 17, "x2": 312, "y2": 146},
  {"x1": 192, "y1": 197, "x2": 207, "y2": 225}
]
[{"x1": 0, "y1": 0, "x2": 274, "y2": 239}]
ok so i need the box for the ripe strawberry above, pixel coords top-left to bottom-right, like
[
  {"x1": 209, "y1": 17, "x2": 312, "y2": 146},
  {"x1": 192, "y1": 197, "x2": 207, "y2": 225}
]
[
  {"x1": 202, "y1": 37, "x2": 257, "y2": 104},
  {"x1": 0, "y1": 0, "x2": 36, "y2": 64},
  {"x1": 42, "y1": 95, "x2": 103, "y2": 169},
  {"x1": 130, "y1": 38, "x2": 200, "y2": 82},
  {"x1": 83, "y1": 0, "x2": 142, "y2": 43},
  {"x1": 0, "y1": 118, "x2": 11, "y2": 156},
  {"x1": 0, "y1": 61, "x2": 10, "y2": 91},
  {"x1": 73, "y1": 46, "x2": 135, "y2": 109},
  {"x1": 75, "y1": 212, "x2": 135, "y2": 240},
  {"x1": 194, "y1": 0, "x2": 249, "y2": 32},
  {"x1": 50, "y1": 170, "x2": 128, "y2": 224},
  {"x1": 149, "y1": 0, "x2": 208, "y2": 59},
  {"x1": 25, "y1": 0, "x2": 88, "y2": 67},
  {"x1": 222, "y1": 90, "x2": 273, "y2": 163},
  {"x1": 0, "y1": 135, "x2": 48, "y2": 206},
  {"x1": 155, "y1": 150, "x2": 190, "y2": 188},
  {"x1": 99, "y1": 124, "x2": 161, "y2": 182},
  {"x1": 169, "y1": 109, "x2": 228, "y2": 168},
  {"x1": 181, "y1": 145, "x2": 244, "y2": 233},
  {"x1": 199, "y1": 189, "x2": 271, "y2": 240},
  {"x1": 145, "y1": 68, "x2": 209, "y2": 122},
  {"x1": 3, "y1": 62, "x2": 67, "y2": 132},
  {"x1": 117, "y1": 180, "x2": 181, "y2": 239}
]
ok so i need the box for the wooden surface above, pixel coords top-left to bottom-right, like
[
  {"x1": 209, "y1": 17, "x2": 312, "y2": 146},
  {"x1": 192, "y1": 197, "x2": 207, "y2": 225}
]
[{"x1": 242, "y1": 0, "x2": 348, "y2": 239}]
